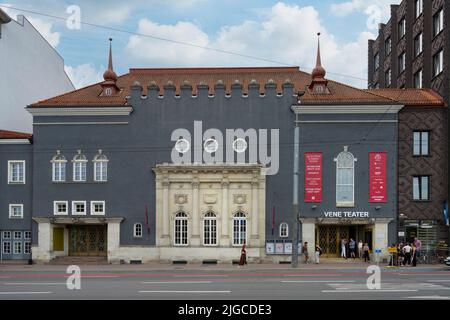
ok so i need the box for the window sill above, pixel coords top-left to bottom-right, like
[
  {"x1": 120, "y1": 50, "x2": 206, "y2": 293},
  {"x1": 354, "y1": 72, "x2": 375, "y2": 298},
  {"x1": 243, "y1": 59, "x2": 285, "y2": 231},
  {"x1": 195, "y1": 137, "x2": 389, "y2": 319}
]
[
  {"x1": 53, "y1": 181, "x2": 107, "y2": 184},
  {"x1": 336, "y1": 203, "x2": 355, "y2": 208},
  {"x1": 412, "y1": 200, "x2": 431, "y2": 203},
  {"x1": 8, "y1": 182, "x2": 25, "y2": 185},
  {"x1": 9, "y1": 217, "x2": 23, "y2": 219}
]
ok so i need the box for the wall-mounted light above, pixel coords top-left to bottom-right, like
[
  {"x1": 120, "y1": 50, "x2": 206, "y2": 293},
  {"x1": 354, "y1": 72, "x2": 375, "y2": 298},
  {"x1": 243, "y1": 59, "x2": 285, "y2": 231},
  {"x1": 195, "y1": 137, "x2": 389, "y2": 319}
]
[
  {"x1": 375, "y1": 206, "x2": 381, "y2": 210},
  {"x1": 311, "y1": 205, "x2": 317, "y2": 210}
]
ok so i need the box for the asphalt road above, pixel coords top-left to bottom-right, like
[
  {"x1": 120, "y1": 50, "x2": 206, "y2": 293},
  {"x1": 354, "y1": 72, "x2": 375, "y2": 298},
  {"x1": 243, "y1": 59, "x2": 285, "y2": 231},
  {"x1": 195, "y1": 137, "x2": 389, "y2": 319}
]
[{"x1": 1, "y1": 263, "x2": 450, "y2": 300}]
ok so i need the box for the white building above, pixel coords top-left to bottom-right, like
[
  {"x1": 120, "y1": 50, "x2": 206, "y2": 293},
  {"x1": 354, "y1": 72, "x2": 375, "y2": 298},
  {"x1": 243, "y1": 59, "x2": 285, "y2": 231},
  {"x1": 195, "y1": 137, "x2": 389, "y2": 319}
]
[{"x1": 0, "y1": 8, "x2": 74, "y2": 133}]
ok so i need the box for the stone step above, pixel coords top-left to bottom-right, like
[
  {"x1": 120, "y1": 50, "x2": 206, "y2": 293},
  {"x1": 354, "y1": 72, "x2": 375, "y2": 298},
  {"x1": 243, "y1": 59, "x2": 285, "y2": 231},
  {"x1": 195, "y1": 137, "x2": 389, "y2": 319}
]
[{"x1": 49, "y1": 256, "x2": 109, "y2": 265}]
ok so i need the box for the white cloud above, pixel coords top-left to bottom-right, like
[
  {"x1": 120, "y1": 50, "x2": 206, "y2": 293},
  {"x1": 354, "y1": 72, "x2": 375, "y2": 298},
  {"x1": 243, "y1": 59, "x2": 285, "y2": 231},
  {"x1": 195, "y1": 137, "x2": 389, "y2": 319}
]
[
  {"x1": 125, "y1": 2, "x2": 370, "y2": 87},
  {"x1": 65, "y1": 64, "x2": 103, "y2": 89},
  {"x1": 27, "y1": 17, "x2": 60, "y2": 48}
]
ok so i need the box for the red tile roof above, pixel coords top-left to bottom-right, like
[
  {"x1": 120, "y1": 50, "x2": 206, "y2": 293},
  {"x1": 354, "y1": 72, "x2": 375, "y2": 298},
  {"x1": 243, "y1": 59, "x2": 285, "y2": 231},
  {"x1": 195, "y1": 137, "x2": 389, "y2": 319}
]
[
  {"x1": 28, "y1": 67, "x2": 445, "y2": 108},
  {"x1": 364, "y1": 88, "x2": 445, "y2": 107},
  {"x1": 0, "y1": 130, "x2": 32, "y2": 139}
]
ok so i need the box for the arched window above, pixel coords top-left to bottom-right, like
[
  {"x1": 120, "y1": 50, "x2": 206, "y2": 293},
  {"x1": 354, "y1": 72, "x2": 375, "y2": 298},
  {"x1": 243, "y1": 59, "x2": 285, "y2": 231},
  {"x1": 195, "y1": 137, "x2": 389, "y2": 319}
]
[
  {"x1": 93, "y1": 150, "x2": 108, "y2": 182},
  {"x1": 134, "y1": 223, "x2": 142, "y2": 238},
  {"x1": 335, "y1": 146, "x2": 356, "y2": 207},
  {"x1": 51, "y1": 151, "x2": 67, "y2": 182},
  {"x1": 279, "y1": 222, "x2": 289, "y2": 238},
  {"x1": 174, "y1": 212, "x2": 188, "y2": 246},
  {"x1": 233, "y1": 212, "x2": 247, "y2": 246},
  {"x1": 72, "y1": 151, "x2": 87, "y2": 182},
  {"x1": 203, "y1": 212, "x2": 217, "y2": 246}
]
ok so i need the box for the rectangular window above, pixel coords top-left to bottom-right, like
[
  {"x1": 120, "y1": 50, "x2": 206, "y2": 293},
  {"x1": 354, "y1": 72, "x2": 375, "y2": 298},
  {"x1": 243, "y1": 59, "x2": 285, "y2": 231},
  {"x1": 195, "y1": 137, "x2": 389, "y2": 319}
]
[
  {"x1": 8, "y1": 160, "x2": 25, "y2": 184},
  {"x1": 385, "y1": 69, "x2": 392, "y2": 87},
  {"x1": 2, "y1": 231, "x2": 11, "y2": 239},
  {"x1": 24, "y1": 231, "x2": 31, "y2": 239},
  {"x1": 73, "y1": 162, "x2": 87, "y2": 182},
  {"x1": 385, "y1": 37, "x2": 391, "y2": 55},
  {"x1": 9, "y1": 204, "x2": 23, "y2": 219},
  {"x1": 398, "y1": 18, "x2": 406, "y2": 39},
  {"x1": 398, "y1": 53, "x2": 406, "y2": 74},
  {"x1": 374, "y1": 53, "x2": 380, "y2": 71},
  {"x1": 414, "y1": 33, "x2": 423, "y2": 57},
  {"x1": 433, "y1": 9, "x2": 444, "y2": 36},
  {"x1": 94, "y1": 161, "x2": 107, "y2": 182},
  {"x1": 414, "y1": 69, "x2": 423, "y2": 89},
  {"x1": 413, "y1": 176, "x2": 429, "y2": 201},
  {"x1": 72, "y1": 201, "x2": 86, "y2": 215},
  {"x1": 54, "y1": 201, "x2": 68, "y2": 215},
  {"x1": 90, "y1": 201, "x2": 105, "y2": 215},
  {"x1": 433, "y1": 50, "x2": 444, "y2": 77},
  {"x1": 13, "y1": 242, "x2": 22, "y2": 254},
  {"x1": 2, "y1": 241, "x2": 11, "y2": 254},
  {"x1": 415, "y1": 0, "x2": 423, "y2": 18},
  {"x1": 13, "y1": 231, "x2": 22, "y2": 239},
  {"x1": 24, "y1": 242, "x2": 31, "y2": 254},
  {"x1": 52, "y1": 162, "x2": 66, "y2": 182},
  {"x1": 413, "y1": 131, "x2": 429, "y2": 156}
]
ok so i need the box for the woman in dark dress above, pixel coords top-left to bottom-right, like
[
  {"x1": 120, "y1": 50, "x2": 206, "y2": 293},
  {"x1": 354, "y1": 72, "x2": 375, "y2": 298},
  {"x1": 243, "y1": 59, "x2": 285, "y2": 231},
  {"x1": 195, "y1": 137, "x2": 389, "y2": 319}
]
[{"x1": 239, "y1": 242, "x2": 247, "y2": 266}]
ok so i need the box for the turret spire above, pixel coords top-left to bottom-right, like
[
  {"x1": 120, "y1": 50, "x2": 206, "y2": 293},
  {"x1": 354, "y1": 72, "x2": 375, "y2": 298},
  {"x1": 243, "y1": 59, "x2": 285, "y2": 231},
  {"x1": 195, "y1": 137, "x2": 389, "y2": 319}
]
[
  {"x1": 311, "y1": 32, "x2": 326, "y2": 80},
  {"x1": 308, "y1": 32, "x2": 329, "y2": 94},
  {"x1": 103, "y1": 38, "x2": 118, "y2": 82}
]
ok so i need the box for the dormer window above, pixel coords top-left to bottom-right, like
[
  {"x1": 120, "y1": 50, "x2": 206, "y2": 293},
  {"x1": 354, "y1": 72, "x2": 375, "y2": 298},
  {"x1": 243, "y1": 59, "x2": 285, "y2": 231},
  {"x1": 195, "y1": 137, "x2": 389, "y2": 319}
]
[{"x1": 104, "y1": 87, "x2": 113, "y2": 96}]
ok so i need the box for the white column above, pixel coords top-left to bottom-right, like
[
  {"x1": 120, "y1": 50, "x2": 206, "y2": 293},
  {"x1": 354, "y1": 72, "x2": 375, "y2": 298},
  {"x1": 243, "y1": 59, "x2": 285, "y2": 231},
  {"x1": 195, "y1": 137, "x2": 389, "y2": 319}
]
[
  {"x1": 32, "y1": 220, "x2": 52, "y2": 262},
  {"x1": 161, "y1": 180, "x2": 170, "y2": 246},
  {"x1": 107, "y1": 221, "x2": 121, "y2": 263},
  {"x1": 191, "y1": 180, "x2": 200, "y2": 246},
  {"x1": 301, "y1": 221, "x2": 316, "y2": 263},
  {"x1": 374, "y1": 221, "x2": 389, "y2": 262},
  {"x1": 250, "y1": 180, "x2": 259, "y2": 246},
  {"x1": 220, "y1": 180, "x2": 230, "y2": 246}
]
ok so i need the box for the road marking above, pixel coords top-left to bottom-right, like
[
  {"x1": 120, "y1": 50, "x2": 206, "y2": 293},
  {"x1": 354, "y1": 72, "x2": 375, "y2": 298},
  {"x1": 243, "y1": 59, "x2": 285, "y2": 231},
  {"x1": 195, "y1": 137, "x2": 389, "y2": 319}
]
[
  {"x1": 282, "y1": 280, "x2": 356, "y2": 283},
  {"x1": 4, "y1": 282, "x2": 65, "y2": 286},
  {"x1": 141, "y1": 281, "x2": 212, "y2": 284},
  {"x1": 0, "y1": 292, "x2": 52, "y2": 295},
  {"x1": 173, "y1": 275, "x2": 228, "y2": 278},
  {"x1": 406, "y1": 295, "x2": 450, "y2": 300},
  {"x1": 427, "y1": 280, "x2": 450, "y2": 283},
  {"x1": 283, "y1": 274, "x2": 343, "y2": 277},
  {"x1": 322, "y1": 289, "x2": 418, "y2": 293},
  {"x1": 81, "y1": 275, "x2": 119, "y2": 278},
  {"x1": 139, "y1": 290, "x2": 231, "y2": 293}
]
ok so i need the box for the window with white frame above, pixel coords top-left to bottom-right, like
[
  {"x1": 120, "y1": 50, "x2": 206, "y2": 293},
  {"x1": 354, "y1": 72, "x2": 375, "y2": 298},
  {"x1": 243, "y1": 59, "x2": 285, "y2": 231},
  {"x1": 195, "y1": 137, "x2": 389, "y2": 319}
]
[
  {"x1": 13, "y1": 231, "x2": 22, "y2": 239},
  {"x1": 13, "y1": 241, "x2": 22, "y2": 254},
  {"x1": 335, "y1": 147, "x2": 356, "y2": 207},
  {"x1": 72, "y1": 201, "x2": 86, "y2": 215},
  {"x1": 433, "y1": 9, "x2": 444, "y2": 36},
  {"x1": 233, "y1": 212, "x2": 247, "y2": 246},
  {"x1": 91, "y1": 201, "x2": 105, "y2": 215},
  {"x1": 53, "y1": 201, "x2": 68, "y2": 215},
  {"x1": 8, "y1": 160, "x2": 25, "y2": 184},
  {"x1": 413, "y1": 176, "x2": 429, "y2": 201},
  {"x1": 134, "y1": 223, "x2": 142, "y2": 238},
  {"x1": 24, "y1": 242, "x2": 31, "y2": 254},
  {"x1": 51, "y1": 151, "x2": 67, "y2": 182},
  {"x1": 9, "y1": 204, "x2": 23, "y2": 219},
  {"x1": 93, "y1": 151, "x2": 108, "y2": 182},
  {"x1": 203, "y1": 212, "x2": 217, "y2": 246},
  {"x1": 414, "y1": 33, "x2": 423, "y2": 57},
  {"x1": 433, "y1": 50, "x2": 444, "y2": 77},
  {"x1": 2, "y1": 231, "x2": 11, "y2": 239},
  {"x1": 72, "y1": 151, "x2": 87, "y2": 182},
  {"x1": 2, "y1": 241, "x2": 11, "y2": 254},
  {"x1": 415, "y1": 0, "x2": 423, "y2": 18},
  {"x1": 24, "y1": 231, "x2": 31, "y2": 239},
  {"x1": 413, "y1": 131, "x2": 429, "y2": 156},
  {"x1": 279, "y1": 222, "x2": 289, "y2": 238},
  {"x1": 174, "y1": 212, "x2": 188, "y2": 246}
]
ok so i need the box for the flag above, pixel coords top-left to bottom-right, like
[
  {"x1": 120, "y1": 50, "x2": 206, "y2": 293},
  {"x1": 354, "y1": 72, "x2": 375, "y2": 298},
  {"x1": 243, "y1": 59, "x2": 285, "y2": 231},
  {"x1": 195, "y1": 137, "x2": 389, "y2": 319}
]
[
  {"x1": 444, "y1": 201, "x2": 449, "y2": 227},
  {"x1": 145, "y1": 204, "x2": 151, "y2": 234},
  {"x1": 272, "y1": 206, "x2": 275, "y2": 236}
]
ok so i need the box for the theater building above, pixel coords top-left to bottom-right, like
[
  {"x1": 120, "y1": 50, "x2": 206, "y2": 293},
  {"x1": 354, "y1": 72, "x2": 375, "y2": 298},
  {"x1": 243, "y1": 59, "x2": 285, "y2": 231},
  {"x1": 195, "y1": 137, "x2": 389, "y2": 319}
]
[{"x1": 0, "y1": 40, "x2": 447, "y2": 263}]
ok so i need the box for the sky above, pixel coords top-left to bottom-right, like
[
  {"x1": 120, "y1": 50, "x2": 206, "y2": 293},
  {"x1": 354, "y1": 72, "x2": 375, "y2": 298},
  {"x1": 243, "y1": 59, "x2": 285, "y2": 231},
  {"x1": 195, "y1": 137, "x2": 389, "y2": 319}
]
[{"x1": 0, "y1": 0, "x2": 401, "y2": 89}]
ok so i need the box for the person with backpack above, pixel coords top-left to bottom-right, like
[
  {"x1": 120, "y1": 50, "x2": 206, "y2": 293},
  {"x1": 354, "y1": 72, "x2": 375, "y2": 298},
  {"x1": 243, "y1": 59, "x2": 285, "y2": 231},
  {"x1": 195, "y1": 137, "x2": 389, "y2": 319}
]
[{"x1": 315, "y1": 244, "x2": 322, "y2": 264}]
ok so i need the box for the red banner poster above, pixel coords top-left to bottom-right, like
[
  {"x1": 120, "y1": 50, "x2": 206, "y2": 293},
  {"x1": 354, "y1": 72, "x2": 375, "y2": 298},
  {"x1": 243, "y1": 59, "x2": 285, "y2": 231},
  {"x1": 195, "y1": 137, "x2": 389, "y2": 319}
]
[
  {"x1": 369, "y1": 152, "x2": 387, "y2": 203},
  {"x1": 304, "y1": 152, "x2": 322, "y2": 203}
]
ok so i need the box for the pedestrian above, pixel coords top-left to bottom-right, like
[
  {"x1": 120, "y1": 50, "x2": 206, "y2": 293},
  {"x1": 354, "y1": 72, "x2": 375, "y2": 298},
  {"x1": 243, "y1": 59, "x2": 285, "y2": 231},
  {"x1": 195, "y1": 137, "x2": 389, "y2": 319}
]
[
  {"x1": 349, "y1": 238, "x2": 356, "y2": 259},
  {"x1": 397, "y1": 243, "x2": 404, "y2": 266},
  {"x1": 414, "y1": 237, "x2": 422, "y2": 258},
  {"x1": 363, "y1": 243, "x2": 370, "y2": 262},
  {"x1": 403, "y1": 243, "x2": 412, "y2": 266},
  {"x1": 302, "y1": 242, "x2": 309, "y2": 264},
  {"x1": 238, "y1": 241, "x2": 247, "y2": 267},
  {"x1": 358, "y1": 240, "x2": 363, "y2": 259},
  {"x1": 341, "y1": 238, "x2": 347, "y2": 259},
  {"x1": 411, "y1": 243, "x2": 417, "y2": 267},
  {"x1": 315, "y1": 244, "x2": 322, "y2": 264}
]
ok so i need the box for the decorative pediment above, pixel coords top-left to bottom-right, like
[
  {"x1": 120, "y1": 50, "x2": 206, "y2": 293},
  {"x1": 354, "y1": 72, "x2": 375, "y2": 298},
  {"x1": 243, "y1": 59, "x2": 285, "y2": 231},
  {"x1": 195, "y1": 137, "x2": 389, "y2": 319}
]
[
  {"x1": 203, "y1": 194, "x2": 217, "y2": 204},
  {"x1": 233, "y1": 194, "x2": 247, "y2": 204},
  {"x1": 174, "y1": 194, "x2": 188, "y2": 204}
]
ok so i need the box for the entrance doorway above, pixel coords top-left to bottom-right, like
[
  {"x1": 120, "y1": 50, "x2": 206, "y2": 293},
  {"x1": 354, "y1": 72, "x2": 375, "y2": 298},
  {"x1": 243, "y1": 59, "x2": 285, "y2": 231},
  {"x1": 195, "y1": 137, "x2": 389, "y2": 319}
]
[
  {"x1": 316, "y1": 225, "x2": 369, "y2": 258},
  {"x1": 68, "y1": 225, "x2": 107, "y2": 257}
]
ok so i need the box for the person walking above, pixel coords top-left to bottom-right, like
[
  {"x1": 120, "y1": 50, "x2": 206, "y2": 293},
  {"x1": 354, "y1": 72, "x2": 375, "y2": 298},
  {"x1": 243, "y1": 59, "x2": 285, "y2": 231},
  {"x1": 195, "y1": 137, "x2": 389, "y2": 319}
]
[
  {"x1": 349, "y1": 238, "x2": 356, "y2": 259},
  {"x1": 403, "y1": 243, "x2": 412, "y2": 266},
  {"x1": 363, "y1": 243, "x2": 370, "y2": 262},
  {"x1": 414, "y1": 237, "x2": 422, "y2": 258},
  {"x1": 302, "y1": 242, "x2": 309, "y2": 264},
  {"x1": 315, "y1": 244, "x2": 322, "y2": 264},
  {"x1": 341, "y1": 238, "x2": 347, "y2": 259},
  {"x1": 397, "y1": 243, "x2": 405, "y2": 266},
  {"x1": 238, "y1": 241, "x2": 247, "y2": 267},
  {"x1": 358, "y1": 240, "x2": 363, "y2": 259},
  {"x1": 411, "y1": 244, "x2": 417, "y2": 267}
]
